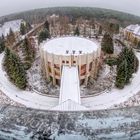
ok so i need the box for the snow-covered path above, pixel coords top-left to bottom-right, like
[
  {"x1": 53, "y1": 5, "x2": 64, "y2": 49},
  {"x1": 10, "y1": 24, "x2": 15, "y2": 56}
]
[
  {"x1": 1, "y1": 52, "x2": 140, "y2": 111},
  {"x1": 81, "y1": 52, "x2": 140, "y2": 110},
  {"x1": 0, "y1": 53, "x2": 58, "y2": 110},
  {"x1": 59, "y1": 66, "x2": 81, "y2": 104}
]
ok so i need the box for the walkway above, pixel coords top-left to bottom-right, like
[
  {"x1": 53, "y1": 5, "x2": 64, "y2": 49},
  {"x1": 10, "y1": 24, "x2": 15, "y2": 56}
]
[
  {"x1": 52, "y1": 66, "x2": 88, "y2": 111},
  {"x1": 59, "y1": 66, "x2": 81, "y2": 104}
]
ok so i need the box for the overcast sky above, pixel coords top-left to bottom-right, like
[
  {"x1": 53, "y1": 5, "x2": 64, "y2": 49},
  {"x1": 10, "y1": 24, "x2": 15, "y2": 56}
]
[{"x1": 0, "y1": 0, "x2": 140, "y2": 17}]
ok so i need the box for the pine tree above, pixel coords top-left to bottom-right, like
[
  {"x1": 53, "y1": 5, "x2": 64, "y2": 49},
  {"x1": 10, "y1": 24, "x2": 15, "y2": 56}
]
[
  {"x1": 44, "y1": 20, "x2": 50, "y2": 31},
  {"x1": 22, "y1": 38, "x2": 35, "y2": 70},
  {"x1": 98, "y1": 25, "x2": 102, "y2": 35},
  {"x1": 4, "y1": 48, "x2": 27, "y2": 89},
  {"x1": 115, "y1": 59, "x2": 128, "y2": 88},
  {"x1": 26, "y1": 22, "x2": 32, "y2": 32},
  {"x1": 101, "y1": 33, "x2": 114, "y2": 54},
  {"x1": 20, "y1": 22, "x2": 32, "y2": 35},
  {"x1": 7, "y1": 28, "x2": 16, "y2": 45},
  {"x1": 74, "y1": 26, "x2": 80, "y2": 36},
  {"x1": 38, "y1": 29, "x2": 50, "y2": 43},
  {"x1": 20, "y1": 23, "x2": 26, "y2": 35},
  {"x1": 0, "y1": 35, "x2": 5, "y2": 53},
  {"x1": 115, "y1": 47, "x2": 138, "y2": 88}
]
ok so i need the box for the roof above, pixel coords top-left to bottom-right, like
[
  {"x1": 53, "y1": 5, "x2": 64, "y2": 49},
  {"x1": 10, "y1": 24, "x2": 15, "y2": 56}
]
[
  {"x1": 125, "y1": 24, "x2": 139, "y2": 32},
  {"x1": 125, "y1": 24, "x2": 140, "y2": 36},
  {"x1": 41, "y1": 36, "x2": 98, "y2": 56},
  {"x1": 133, "y1": 26, "x2": 140, "y2": 36},
  {"x1": 51, "y1": 99, "x2": 88, "y2": 111},
  {"x1": 59, "y1": 66, "x2": 81, "y2": 104}
]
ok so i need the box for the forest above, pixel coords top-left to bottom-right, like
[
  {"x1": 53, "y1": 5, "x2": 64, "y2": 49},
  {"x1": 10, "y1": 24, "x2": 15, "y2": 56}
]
[{"x1": 0, "y1": 7, "x2": 140, "y2": 26}]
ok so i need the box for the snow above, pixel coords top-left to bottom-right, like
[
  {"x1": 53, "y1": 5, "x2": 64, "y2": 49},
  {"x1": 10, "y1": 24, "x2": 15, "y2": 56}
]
[
  {"x1": 52, "y1": 99, "x2": 87, "y2": 111},
  {"x1": 133, "y1": 26, "x2": 140, "y2": 36},
  {"x1": 41, "y1": 36, "x2": 99, "y2": 55},
  {"x1": 125, "y1": 24, "x2": 140, "y2": 37},
  {"x1": 59, "y1": 66, "x2": 81, "y2": 104},
  {"x1": 0, "y1": 53, "x2": 58, "y2": 110},
  {"x1": 1, "y1": 50, "x2": 140, "y2": 110},
  {"x1": 125, "y1": 24, "x2": 139, "y2": 32},
  {"x1": 27, "y1": 56, "x2": 59, "y2": 96},
  {"x1": 0, "y1": 19, "x2": 23, "y2": 37},
  {"x1": 82, "y1": 52, "x2": 140, "y2": 110},
  {"x1": 53, "y1": 65, "x2": 87, "y2": 111}
]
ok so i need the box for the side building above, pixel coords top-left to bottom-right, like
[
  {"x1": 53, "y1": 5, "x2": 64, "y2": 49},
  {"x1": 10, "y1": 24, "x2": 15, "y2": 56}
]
[{"x1": 124, "y1": 24, "x2": 140, "y2": 46}]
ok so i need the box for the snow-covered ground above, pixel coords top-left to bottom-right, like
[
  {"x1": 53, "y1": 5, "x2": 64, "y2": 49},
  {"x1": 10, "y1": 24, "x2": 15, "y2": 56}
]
[
  {"x1": 0, "y1": 53, "x2": 58, "y2": 110},
  {"x1": 0, "y1": 19, "x2": 23, "y2": 37},
  {"x1": 1, "y1": 51, "x2": 140, "y2": 110},
  {"x1": 0, "y1": 90, "x2": 24, "y2": 107},
  {"x1": 81, "y1": 64, "x2": 116, "y2": 96},
  {"x1": 81, "y1": 52, "x2": 140, "y2": 110},
  {"x1": 27, "y1": 57, "x2": 60, "y2": 96},
  {"x1": 59, "y1": 66, "x2": 80, "y2": 104}
]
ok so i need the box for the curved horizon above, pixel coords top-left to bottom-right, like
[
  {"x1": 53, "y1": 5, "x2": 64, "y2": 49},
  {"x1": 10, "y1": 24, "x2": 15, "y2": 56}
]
[{"x1": 0, "y1": 0, "x2": 140, "y2": 17}]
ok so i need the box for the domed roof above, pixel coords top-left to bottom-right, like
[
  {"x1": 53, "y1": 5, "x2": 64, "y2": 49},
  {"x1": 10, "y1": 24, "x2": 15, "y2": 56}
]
[{"x1": 41, "y1": 36, "x2": 99, "y2": 56}]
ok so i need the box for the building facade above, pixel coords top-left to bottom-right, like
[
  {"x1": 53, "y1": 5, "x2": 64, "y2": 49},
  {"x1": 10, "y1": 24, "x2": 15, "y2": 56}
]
[
  {"x1": 40, "y1": 36, "x2": 102, "y2": 86},
  {"x1": 124, "y1": 24, "x2": 140, "y2": 46}
]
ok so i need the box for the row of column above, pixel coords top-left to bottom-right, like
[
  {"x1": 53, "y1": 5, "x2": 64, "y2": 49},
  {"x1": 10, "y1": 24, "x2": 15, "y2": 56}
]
[{"x1": 41, "y1": 51, "x2": 100, "y2": 86}]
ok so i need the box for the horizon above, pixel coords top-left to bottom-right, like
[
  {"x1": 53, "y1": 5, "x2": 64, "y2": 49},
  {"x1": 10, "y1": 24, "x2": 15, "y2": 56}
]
[
  {"x1": 0, "y1": 0, "x2": 140, "y2": 17},
  {"x1": 1, "y1": 6, "x2": 140, "y2": 19}
]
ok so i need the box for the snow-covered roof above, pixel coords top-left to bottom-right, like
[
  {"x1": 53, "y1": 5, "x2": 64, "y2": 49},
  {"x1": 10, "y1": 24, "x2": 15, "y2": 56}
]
[
  {"x1": 41, "y1": 36, "x2": 98, "y2": 56},
  {"x1": 59, "y1": 66, "x2": 81, "y2": 104},
  {"x1": 125, "y1": 24, "x2": 140, "y2": 36},
  {"x1": 51, "y1": 99, "x2": 88, "y2": 111},
  {"x1": 0, "y1": 19, "x2": 23, "y2": 37},
  {"x1": 133, "y1": 26, "x2": 140, "y2": 36},
  {"x1": 125, "y1": 24, "x2": 139, "y2": 32}
]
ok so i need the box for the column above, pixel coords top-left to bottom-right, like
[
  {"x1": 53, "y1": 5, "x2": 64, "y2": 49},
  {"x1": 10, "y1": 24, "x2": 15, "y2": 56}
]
[
  {"x1": 44, "y1": 52, "x2": 50, "y2": 81},
  {"x1": 85, "y1": 54, "x2": 89, "y2": 86},
  {"x1": 51, "y1": 53, "x2": 56, "y2": 85}
]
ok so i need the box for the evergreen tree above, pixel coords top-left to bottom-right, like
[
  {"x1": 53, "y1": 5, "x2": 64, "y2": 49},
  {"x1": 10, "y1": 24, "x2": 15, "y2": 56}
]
[
  {"x1": 7, "y1": 28, "x2": 16, "y2": 45},
  {"x1": 44, "y1": 20, "x2": 50, "y2": 31},
  {"x1": 20, "y1": 23, "x2": 26, "y2": 35},
  {"x1": 101, "y1": 33, "x2": 114, "y2": 54},
  {"x1": 20, "y1": 22, "x2": 32, "y2": 35},
  {"x1": 26, "y1": 22, "x2": 32, "y2": 32},
  {"x1": 38, "y1": 29, "x2": 50, "y2": 43},
  {"x1": 4, "y1": 47, "x2": 27, "y2": 89},
  {"x1": 0, "y1": 35, "x2": 5, "y2": 53},
  {"x1": 115, "y1": 59, "x2": 128, "y2": 88},
  {"x1": 115, "y1": 47, "x2": 138, "y2": 88},
  {"x1": 74, "y1": 26, "x2": 80, "y2": 36},
  {"x1": 98, "y1": 25, "x2": 102, "y2": 35},
  {"x1": 22, "y1": 38, "x2": 35, "y2": 70}
]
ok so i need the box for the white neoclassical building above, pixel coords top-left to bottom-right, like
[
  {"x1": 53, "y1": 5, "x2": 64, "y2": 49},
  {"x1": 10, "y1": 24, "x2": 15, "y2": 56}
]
[{"x1": 40, "y1": 36, "x2": 102, "y2": 86}]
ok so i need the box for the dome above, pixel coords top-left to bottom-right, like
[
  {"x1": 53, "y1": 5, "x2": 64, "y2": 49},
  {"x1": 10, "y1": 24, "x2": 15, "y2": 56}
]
[{"x1": 41, "y1": 36, "x2": 98, "y2": 56}]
